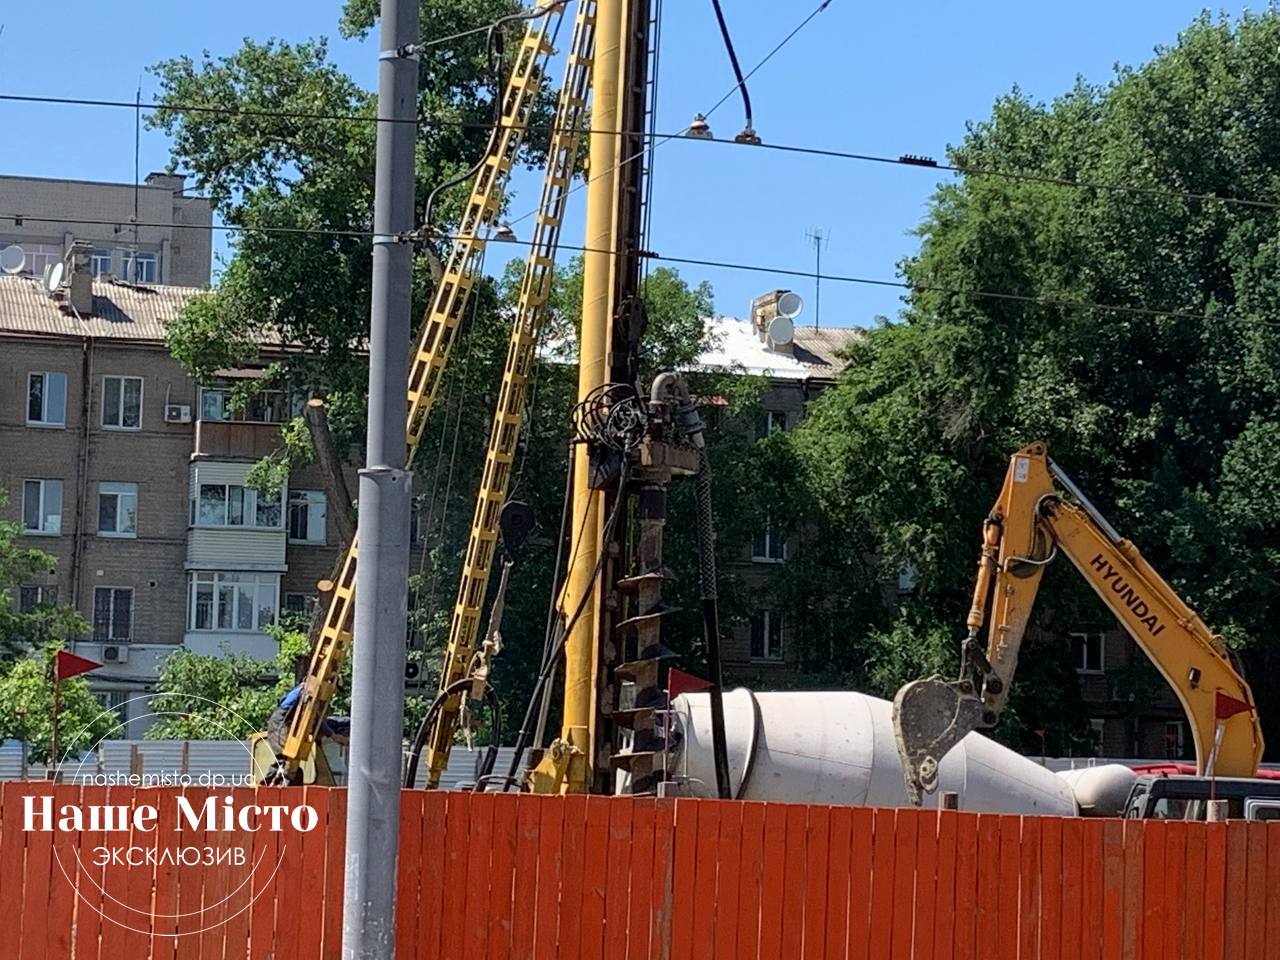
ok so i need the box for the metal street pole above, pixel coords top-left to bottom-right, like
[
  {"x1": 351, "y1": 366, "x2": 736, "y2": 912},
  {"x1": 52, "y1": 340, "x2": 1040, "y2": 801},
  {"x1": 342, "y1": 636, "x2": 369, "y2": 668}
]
[{"x1": 343, "y1": 0, "x2": 417, "y2": 954}]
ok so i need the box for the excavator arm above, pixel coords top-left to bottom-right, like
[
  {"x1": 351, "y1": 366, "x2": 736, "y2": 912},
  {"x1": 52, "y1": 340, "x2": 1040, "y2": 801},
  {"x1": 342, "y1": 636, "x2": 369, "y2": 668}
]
[{"x1": 893, "y1": 442, "x2": 1264, "y2": 802}]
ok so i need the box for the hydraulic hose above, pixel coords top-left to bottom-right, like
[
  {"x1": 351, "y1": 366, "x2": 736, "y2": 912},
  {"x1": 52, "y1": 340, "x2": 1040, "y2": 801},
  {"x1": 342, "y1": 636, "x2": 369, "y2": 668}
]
[
  {"x1": 403, "y1": 678, "x2": 503, "y2": 789},
  {"x1": 694, "y1": 447, "x2": 732, "y2": 800}
]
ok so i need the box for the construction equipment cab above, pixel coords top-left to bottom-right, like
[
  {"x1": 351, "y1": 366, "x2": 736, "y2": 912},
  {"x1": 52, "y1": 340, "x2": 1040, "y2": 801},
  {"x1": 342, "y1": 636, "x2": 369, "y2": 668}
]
[{"x1": 893, "y1": 442, "x2": 1264, "y2": 803}]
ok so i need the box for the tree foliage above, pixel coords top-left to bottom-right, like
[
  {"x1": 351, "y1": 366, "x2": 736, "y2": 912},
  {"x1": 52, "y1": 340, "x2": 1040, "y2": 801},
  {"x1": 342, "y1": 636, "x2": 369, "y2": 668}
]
[
  {"x1": 783, "y1": 11, "x2": 1280, "y2": 756},
  {"x1": 0, "y1": 645, "x2": 116, "y2": 765}
]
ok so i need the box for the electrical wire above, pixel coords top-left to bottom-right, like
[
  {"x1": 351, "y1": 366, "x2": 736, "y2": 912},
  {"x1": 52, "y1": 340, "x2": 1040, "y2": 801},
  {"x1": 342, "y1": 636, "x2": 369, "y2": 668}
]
[
  {"x1": 4, "y1": 211, "x2": 1263, "y2": 324},
  {"x1": 708, "y1": 0, "x2": 754, "y2": 135}
]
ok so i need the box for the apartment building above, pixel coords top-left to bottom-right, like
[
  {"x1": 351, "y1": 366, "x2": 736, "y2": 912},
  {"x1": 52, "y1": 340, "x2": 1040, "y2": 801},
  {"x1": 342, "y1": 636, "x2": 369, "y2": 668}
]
[
  {"x1": 0, "y1": 172, "x2": 213, "y2": 288},
  {"x1": 0, "y1": 261, "x2": 349, "y2": 736}
]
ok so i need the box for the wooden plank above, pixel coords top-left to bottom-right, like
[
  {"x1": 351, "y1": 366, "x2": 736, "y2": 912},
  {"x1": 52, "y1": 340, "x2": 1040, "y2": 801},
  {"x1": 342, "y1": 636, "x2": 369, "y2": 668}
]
[
  {"x1": 1060, "y1": 818, "x2": 1084, "y2": 960},
  {"x1": 1041, "y1": 815, "x2": 1063, "y2": 960},
  {"x1": 44, "y1": 784, "x2": 80, "y2": 960},
  {"x1": 912, "y1": 807, "x2": 938, "y2": 960},
  {"x1": 215, "y1": 789, "x2": 257, "y2": 958},
  {"x1": 846, "y1": 807, "x2": 874, "y2": 960},
  {"x1": 866, "y1": 807, "x2": 897, "y2": 960},
  {"x1": 756, "y1": 802, "x2": 787, "y2": 960},
  {"x1": 824, "y1": 806, "x2": 853, "y2": 960},
  {"x1": 1182, "y1": 820, "x2": 1206, "y2": 960},
  {"x1": 395, "y1": 790, "x2": 425, "y2": 959},
  {"x1": 1244, "y1": 822, "x2": 1267, "y2": 960},
  {"x1": 932, "y1": 810, "x2": 958, "y2": 960},
  {"x1": 146, "y1": 784, "x2": 182, "y2": 952},
  {"x1": 1223, "y1": 821, "x2": 1247, "y2": 960},
  {"x1": 461, "y1": 792, "x2": 496, "y2": 960},
  {"x1": 1162, "y1": 822, "x2": 1187, "y2": 960},
  {"x1": 440, "y1": 793, "x2": 472, "y2": 960},
  {"x1": 0, "y1": 783, "x2": 28, "y2": 956},
  {"x1": 603, "y1": 798, "x2": 636, "y2": 960},
  {"x1": 1101, "y1": 820, "x2": 1125, "y2": 960},
  {"x1": 890, "y1": 808, "x2": 920, "y2": 960},
  {"x1": 714, "y1": 801, "x2": 743, "y2": 960},
  {"x1": 322, "y1": 787, "x2": 347, "y2": 960},
  {"x1": 735, "y1": 802, "x2": 766, "y2": 960},
  {"x1": 1121, "y1": 818, "x2": 1145, "y2": 960},
  {"x1": 71, "y1": 785, "x2": 109, "y2": 960},
  {"x1": 1142, "y1": 819, "x2": 1166, "y2": 960},
  {"x1": 512, "y1": 795, "x2": 544, "y2": 960},
  {"x1": 486, "y1": 792, "x2": 519, "y2": 960},
  {"x1": 804, "y1": 805, "x2": 831, "y2": 960},
  {"x1": 669, "y1": 799, "x2": 700, "y2": 960},
  {"x1": 418, "y1": 792, "x2": 451, "y2": 959},
  {"x1": 781, "y1": 804, "x2": 809, "y2": 956},
  {"x1": 651, "y1": 799, "x2": 677, "y2": 960},
  {"x1": 103, "y1": 784, "x2": 150, "y2": 959},
  {"x1": 951, "y1": 813, "x2": 979, "y2": 960},
  {"x1": 532, "y1": 796, "x2": 565, "y2": 960},
  {"x1": 1265, "y1": 822, "x2": 1280, "y2": 960},
  {"x1": 579, "y1": 796, "x2": 610, "y2": 960},
  {"x1": 974, "y1": 815, "x2": 1001, "y2": 960},
  {"x1": 248, "y1": 787, "x2": 284, "y2": 960},
  {"x1": 172, "y1": 788, "x2": 210, "y2": 960},
  {"x1": 19, "y1": 782, "x2": 55, "y2": 960},
  {"x1": 1203, "y1": 822, "x2": 1227, "y2": 960},
  {"x1": 996, "y1": 816, "x2": 1020, "y2": 960},
  {"x1": 690, "y1": 800, "x2": 722, "y2": 960},
  {"x1": 1080, "y1": 819, "x2": 1105, "y2": 960},
  {"x1": 295, "y1": 787, "x2": 330, "y2": 960},
  {"x1": 1018, "y1": 815, "x2": 1041, "y2": 960},
  {"x1": 557, "y1": 795, "x2": 589, "y2": 960}
]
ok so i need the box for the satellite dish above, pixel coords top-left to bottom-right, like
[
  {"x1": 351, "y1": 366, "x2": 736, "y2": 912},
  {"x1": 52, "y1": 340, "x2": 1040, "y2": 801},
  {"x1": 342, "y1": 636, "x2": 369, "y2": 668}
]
[
  {"x1": 767, "y1": 315, "x2": 795, "y2": 346},
  {"x1": 776, "y1": 290, "x2": 803, "y2": 319},
  {"x1": 0, "y1": 244, "x2": 25, "y2": 275},
  {"x1": 43, "y1": 261, "x2": 64, "y2": 293}
]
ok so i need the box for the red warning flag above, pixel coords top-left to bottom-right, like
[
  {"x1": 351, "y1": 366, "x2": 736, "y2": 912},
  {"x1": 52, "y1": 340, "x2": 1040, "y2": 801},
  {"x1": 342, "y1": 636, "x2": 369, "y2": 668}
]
[
  {"x1": 1215, "y1": 691, "x2": 1254, "y2": 720},
  {"x1": 667, "y1": 668, "x2": 713, "y2": 700},
  {"x1": 55, "y1": 650, "x2": 102, "y2": 681}
]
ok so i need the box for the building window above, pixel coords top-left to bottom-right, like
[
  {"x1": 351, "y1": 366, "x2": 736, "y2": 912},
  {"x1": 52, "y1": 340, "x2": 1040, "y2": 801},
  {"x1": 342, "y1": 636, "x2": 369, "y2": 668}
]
[
  {"x1": 1164, "y1": 721, "x2": 1186, "y2": 760},
  {"x1": 102, "y1": 375, "x2": 143, "y2": 430},
  {"x1": 91, "y1": 250, "x2": 113, "y2": 277},
  {"x1": 199, "y1": 383, "x2": 292, "y2": 424},
  {"x1": 751, "y1": 525, "x2": 785, "y2": 562},
  {"x1": 284, "y1": 593, "x2": 316, "y2": 617},
  {"x1": 188, "y1": 572, "x2": 279, "y2": 632},
  {"x1": 92, "y1": 587, "x2": 133, "y2": 641},
  {"x1": 1089, "y1": 718, "x2": 1106, "y2": 757},
  {"x1": 750, "y1": 611, "x2": 784, "y2": 662},
  {"x1": 194, "y1": 484, "x2": 282, "y2": 528},
  {"x1": 288, "y1": 490, "x2": 328, "y2": 544},
  {"x1": 22, "y1": 479, "x2": 62, "y2": 534},
  {"x1": 97, "y1": 482, "x2": 138, "y2": 537},
  {"x1": 757, "y1": 409, "x2": 788, "y2": 440},
  {"x1": 1072, "y1": 632, "x2": 1104, "y2": 674},
  {"x1": 27, "y1": 371, "x2": 67, "y2": 426},
  {"x1": 20, "y1": 242, "x2": 61, "y2": 277},
  {"x1": 94, "y1": 690, "x2": 130, "y2": 738},
  {"x1": 120, "y1": 251, "x2": 158, "y2": 283},
  {"x1": 18, "y1": 585, "x2": 56, "y2": 613}
]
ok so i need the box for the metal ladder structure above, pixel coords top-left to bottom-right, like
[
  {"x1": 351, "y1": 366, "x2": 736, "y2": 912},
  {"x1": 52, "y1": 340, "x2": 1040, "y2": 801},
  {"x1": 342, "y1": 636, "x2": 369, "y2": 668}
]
[
  {"x1": 423, "y1": 0, "x2": 599, "y2": 787},
  {"x1": 274, "y1": 4, "x2": 569, "y2": 781}
]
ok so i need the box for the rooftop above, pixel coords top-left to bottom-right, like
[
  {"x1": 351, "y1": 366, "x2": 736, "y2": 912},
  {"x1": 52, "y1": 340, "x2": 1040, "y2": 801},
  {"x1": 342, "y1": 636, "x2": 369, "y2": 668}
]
[
  {"x1": 0, "y1": 273, "x2": 201, "y2": 342},
  {"x1": 697, "y1": 316, "x2": 862, "y2": 380}
]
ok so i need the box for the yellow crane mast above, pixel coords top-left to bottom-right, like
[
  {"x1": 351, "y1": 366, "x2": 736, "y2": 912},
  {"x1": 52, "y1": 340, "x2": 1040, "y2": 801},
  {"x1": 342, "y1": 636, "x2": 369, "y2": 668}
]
[{"x1": 266, "y1": 4, "x2": 568, "y2": 784}]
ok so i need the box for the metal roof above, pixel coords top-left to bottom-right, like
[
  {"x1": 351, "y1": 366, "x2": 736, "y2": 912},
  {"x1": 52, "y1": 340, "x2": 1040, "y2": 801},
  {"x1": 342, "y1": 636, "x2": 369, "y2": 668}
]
[
  {"x1": 697, "y1": 316, "x2": 863, "y2": 381},
  {"x1": 0, "y1": 274, "x2": 201, "y2": 342}
]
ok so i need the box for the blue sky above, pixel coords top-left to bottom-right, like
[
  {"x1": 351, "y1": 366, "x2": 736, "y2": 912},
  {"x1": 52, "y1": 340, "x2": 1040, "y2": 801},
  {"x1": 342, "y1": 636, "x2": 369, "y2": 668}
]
[{"x1": 0, "y1": 1, "x2": 1261, "y2": 327}]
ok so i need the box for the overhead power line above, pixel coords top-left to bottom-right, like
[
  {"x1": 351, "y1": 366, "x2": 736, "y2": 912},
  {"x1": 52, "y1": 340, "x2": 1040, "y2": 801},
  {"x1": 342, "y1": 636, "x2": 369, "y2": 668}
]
[{"x1": 4, "y1": 212, "x2": 1248, "y2": 325}]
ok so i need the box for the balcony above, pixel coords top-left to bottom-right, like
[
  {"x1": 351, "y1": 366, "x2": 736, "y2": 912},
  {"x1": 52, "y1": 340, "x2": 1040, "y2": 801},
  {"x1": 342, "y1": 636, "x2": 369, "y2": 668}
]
[{"x1": 194, "y1": 419, "x2": 282, "y2": 460}]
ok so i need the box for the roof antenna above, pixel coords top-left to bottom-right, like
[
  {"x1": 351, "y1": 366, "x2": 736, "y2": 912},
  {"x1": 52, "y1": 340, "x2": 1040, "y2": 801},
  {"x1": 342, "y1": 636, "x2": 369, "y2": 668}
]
[
  {"x1": 129, "y1": 77, "x2": 141, "y2": 284},
  {"x1": 805, "y1": 227, "x2": 828, "y2": 330}
]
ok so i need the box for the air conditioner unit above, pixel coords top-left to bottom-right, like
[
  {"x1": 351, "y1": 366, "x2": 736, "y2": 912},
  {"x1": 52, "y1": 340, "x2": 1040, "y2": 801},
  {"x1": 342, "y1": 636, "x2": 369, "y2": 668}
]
[
  {"x1": 165, "y1": 403, "x2": 192, "y2": 423},
  {"x1": 102, "y1": 644, "x2": 129, "y2": 664}
]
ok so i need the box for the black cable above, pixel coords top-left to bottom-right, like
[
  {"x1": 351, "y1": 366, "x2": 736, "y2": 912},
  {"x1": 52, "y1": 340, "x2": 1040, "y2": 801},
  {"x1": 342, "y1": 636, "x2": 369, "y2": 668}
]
[
  {"x1": 402, "y1": 677, "x2": 504, "y2": 789},
  {"x1": 708, "y1": 0, "x2": 753, "y2": 135}
]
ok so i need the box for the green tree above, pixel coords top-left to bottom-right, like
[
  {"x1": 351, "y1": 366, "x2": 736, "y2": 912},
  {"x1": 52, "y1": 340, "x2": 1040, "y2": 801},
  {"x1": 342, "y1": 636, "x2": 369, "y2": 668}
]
[
  {"x1": 783, "y1": 10, "x2": 1280, "y2": 757},
  {"x1": 0, "y1": 490, "x2": 87, "y2": 663},
  {"x1": 0, "y1": 644, "x2": 115, "y2": 765}
]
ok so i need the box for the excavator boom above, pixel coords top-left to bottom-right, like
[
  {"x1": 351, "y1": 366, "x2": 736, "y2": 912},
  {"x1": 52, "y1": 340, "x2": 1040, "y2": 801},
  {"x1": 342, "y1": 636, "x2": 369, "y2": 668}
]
[{"x1": 893, "y1": 442, "x2": 1263, "y2": 803}]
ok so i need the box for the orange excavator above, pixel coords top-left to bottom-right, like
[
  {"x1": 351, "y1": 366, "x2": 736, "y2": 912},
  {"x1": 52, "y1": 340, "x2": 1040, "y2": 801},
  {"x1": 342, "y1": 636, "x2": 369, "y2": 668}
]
[{"x1": 892, "y1": 442, "x2": 1265, "y2": 805}]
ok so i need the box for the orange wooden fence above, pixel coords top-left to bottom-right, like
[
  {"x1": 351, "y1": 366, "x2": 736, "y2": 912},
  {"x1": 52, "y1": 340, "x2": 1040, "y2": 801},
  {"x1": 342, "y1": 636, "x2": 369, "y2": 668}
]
[{"x1": 1, "y1": 781, "x2": 1277, "y2": 959}]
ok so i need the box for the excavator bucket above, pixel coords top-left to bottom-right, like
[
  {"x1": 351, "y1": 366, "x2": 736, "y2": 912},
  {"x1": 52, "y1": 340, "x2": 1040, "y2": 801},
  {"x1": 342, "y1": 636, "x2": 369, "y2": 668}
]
[{"x1": 892, "y1": 677, "x2": 986, "y2": 805}]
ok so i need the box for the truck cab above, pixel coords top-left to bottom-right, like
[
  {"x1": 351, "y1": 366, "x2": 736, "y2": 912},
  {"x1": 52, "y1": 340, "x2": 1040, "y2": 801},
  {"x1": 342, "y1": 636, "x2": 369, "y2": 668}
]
[{"x1": 1123, "y1": 774, "x2": 1280, "y2": 820}]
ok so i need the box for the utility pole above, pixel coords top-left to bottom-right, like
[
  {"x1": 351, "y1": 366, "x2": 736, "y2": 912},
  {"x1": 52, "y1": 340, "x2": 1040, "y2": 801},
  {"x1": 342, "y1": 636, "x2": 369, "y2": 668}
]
[
  {"x1": 806, "y1": 227, "x2": 827, "y2": 330},
  {"x1": 343, "y1": 0, "x2": 417, "y2": 954}
]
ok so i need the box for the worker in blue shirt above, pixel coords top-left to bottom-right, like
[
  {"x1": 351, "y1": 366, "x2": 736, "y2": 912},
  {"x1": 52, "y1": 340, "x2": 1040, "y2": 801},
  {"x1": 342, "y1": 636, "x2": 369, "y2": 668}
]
[{"x1": 266, "y1": 681, "x2": 351, "y2": 756}]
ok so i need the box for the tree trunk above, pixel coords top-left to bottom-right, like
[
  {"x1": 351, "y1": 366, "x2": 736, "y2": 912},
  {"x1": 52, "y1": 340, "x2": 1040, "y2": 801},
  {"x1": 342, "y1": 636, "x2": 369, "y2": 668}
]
[{"x1": 303, "y1": 398, "x2": 357, "y2": 549}]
